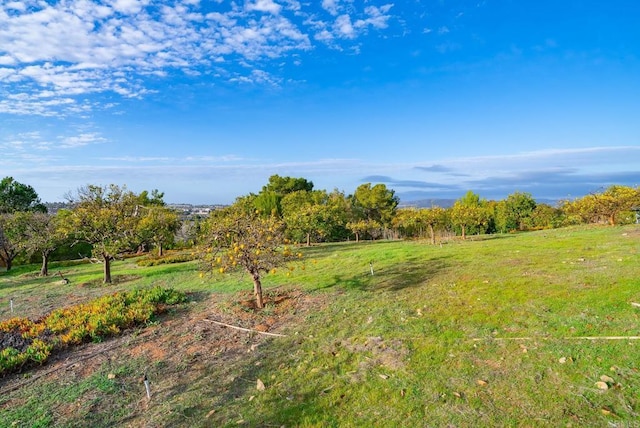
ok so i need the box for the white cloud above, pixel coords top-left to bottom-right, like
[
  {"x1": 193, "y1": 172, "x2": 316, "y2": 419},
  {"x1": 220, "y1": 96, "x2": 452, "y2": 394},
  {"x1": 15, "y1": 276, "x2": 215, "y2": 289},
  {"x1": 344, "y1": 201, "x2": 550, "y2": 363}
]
[
  {"x1": 321, "y1": 0, "x2": 339, "y2": 16},
  {"x1": 0, "y1": 0, "x2": 395, "y2": 116},
  {"x1": 334, "y1": 14, "x2": 355, "y2": 38},
  {"x1": 245, "y1": 0, "x2": 282, "y2": 15},
  {"x1": 0, "y1": 129, "x2": 107, "y2": 153}
]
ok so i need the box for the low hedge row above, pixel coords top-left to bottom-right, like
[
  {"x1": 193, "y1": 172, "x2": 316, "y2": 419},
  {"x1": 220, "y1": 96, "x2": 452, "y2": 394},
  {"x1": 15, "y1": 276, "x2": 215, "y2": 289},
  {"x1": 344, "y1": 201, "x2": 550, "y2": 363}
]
[{"x1": 0, "y1": 287, "x2": 186, "y2": 375}]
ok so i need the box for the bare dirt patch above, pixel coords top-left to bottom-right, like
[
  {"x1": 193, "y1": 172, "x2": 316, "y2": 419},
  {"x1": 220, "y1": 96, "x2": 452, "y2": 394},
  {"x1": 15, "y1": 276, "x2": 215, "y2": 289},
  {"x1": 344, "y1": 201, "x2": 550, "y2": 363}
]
[{"x1": 0, "y1": 287, "x2": 328, "y2": 427}]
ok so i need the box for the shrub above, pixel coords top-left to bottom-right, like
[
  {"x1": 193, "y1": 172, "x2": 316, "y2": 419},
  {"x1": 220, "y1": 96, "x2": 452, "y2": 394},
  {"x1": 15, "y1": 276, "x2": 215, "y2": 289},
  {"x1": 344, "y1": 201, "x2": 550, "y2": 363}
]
[
  {"x1": 135, "y1": 252, "x2": 197, "y2": 267},
  {"x1": 0, "y1": 287, "x2": 186, "y2": 375}
]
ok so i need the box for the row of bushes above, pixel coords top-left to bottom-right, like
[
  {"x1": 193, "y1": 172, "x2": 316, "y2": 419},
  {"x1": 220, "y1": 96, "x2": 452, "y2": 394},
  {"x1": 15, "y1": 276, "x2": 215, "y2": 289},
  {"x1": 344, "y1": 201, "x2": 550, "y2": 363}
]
[
  {"x1": 135, "y1": 252, "x2": 197, "y2": 267},
  {"x1": 0, "y1": 287, "x2": 186, "y2": 375}
]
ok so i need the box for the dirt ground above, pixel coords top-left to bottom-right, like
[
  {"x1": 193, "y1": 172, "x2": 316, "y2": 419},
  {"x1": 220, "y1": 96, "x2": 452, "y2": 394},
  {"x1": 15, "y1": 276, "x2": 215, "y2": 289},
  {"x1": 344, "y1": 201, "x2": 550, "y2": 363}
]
[{"x1": 0, "y1": 287, "x2": 327, "y2": 426}]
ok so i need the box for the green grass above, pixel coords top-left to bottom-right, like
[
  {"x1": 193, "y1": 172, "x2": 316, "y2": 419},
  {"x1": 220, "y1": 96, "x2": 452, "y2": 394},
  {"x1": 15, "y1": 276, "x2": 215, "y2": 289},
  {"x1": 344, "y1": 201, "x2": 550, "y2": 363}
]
[{"x1": 1, "y1": 225, "x2": 639, "y2": 426}]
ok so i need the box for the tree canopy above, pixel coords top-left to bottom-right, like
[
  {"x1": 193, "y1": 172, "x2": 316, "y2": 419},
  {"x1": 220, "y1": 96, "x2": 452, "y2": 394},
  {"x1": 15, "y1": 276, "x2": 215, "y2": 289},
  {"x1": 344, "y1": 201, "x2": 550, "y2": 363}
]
[{"x1": 0, "y1": 177, "x2": 46, "y2": 214}]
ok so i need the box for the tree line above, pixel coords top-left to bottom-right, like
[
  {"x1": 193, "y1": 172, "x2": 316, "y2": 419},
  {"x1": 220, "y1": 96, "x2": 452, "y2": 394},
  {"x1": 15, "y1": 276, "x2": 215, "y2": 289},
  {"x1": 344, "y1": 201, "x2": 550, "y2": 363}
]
[{"x1": 1, "y1": 175, "x2": 639, "y2": 288}]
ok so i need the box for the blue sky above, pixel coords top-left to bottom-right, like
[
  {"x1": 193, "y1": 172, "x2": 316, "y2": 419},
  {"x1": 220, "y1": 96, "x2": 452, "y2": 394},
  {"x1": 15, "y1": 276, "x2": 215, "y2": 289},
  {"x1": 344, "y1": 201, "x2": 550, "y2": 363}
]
[{"x1": 1, "y1": 0, "x2": 639, "y2": 204}]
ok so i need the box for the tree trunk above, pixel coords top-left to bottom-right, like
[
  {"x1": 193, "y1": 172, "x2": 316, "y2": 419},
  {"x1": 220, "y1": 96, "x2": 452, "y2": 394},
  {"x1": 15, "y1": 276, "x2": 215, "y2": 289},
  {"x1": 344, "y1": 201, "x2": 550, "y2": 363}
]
[
  {"x1": 103, "y1": 255, "x2": 112, "y2": 283},
  {"x1": 5, "y1": 257, "x2": 12, "y2": 271},
  {"x1": 306, "y1": 233, "x2": 311, "y2": 247},
  {"x1": 461, "y1": 225, "x2": 467, "y2": 240},
  {"x1": 158, "y1": 243, "x2": 164, "y2": 257},
  {"x1": 40, "y1": 252, "x2": 49, "y2": 276},
  {"x1": 355, "y1": 232, "x2": 360, "y2": 243},
  {"x1": 252, "y1": 273, "x2": 264, "y2": 309},
  {"x1": 609, "y1": 214, "x2": 616, "y2": 226},
  {"x1": 428, "y1": 224, "x2": 436, "y2": 245}
]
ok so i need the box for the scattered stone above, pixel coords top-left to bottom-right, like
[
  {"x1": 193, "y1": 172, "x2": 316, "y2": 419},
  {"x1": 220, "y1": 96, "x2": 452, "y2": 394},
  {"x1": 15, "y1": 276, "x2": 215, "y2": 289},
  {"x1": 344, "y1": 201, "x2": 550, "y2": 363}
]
[
  {"x1": 595, "y1": 381, "x2": 609, "y2": 390},
  {"x1": 600, "y1": 375, "x2": 614, "y2": 384},
  {"x1": 256, "y1": 378, "x2": 265, "y2": 391}
]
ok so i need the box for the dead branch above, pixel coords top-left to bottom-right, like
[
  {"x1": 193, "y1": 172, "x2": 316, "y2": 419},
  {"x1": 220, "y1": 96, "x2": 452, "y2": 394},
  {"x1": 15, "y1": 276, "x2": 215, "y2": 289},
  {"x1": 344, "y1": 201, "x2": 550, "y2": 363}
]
[{"x1": 202, "y1": 319, "x2": 287, "y2": 337}]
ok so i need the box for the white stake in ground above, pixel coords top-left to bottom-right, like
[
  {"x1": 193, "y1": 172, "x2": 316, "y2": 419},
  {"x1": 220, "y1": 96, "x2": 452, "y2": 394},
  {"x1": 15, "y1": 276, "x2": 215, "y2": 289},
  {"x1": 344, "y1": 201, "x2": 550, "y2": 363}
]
[{"x1": 143, "y1": 374, "x2": 151, "y2": 399}]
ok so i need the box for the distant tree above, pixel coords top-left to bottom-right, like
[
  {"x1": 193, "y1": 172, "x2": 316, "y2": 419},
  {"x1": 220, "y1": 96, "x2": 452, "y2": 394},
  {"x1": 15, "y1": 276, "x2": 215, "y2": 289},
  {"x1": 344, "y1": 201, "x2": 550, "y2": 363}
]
[
  {"x1": 420, "y1": 207, "x2": 447, "y2": 244},
  {"x1": 349, "y1": 183, "x2": 399, "y2": 239},
  {"x1": 18, "y1": 212, "x2": 66, "y2": 276},
  {"x1": 262, "y1": 175, "x2": 314, "y2": 195},
  {"x1": 346, "y1": 219, "x2": 381, "y2": 243},
  {"x1": 0, "y1": 213, "x2": 28, "y2": 271},
  {"x1": 59, "y1": 185, "x2": 140, "y2": 283},
  {"x1": 0, "y1": 177, "x2": 47, "y2": 214},
  {"x1": 198, "y1": 204, "x2": 301, "y2": 309},
  {"x1": 137, "y1": 206, "x2": 180, "y2": 256},
  {"x1": 561, "y1": 185, "x2": 640, "y2": 226},
  {"x1": 530, "y1": 203, "x2": 564, "y2": 229},
  {"x1": 496, "y1": 192, "x2": 537, "y2": 232},
  {"x1": 591, "y1": 185, "x2": 640, "y2": 225},
  {"x1": 281, "y1": 190, "x2": 333, "y2": 246},
  {"x1": 136, "y1": 189, "x2": 166, "y2": 207},
  {"x1": 450, "y1": 191, "x2": 490, "y2": 239},
  {"x1": 392, "y1": 208, "x2": 424, "y2": 239},
  {"x1": 254, "y1": 175, "x2": 314, "y2": 217},
  {"x1": 323, "y1": 189, "x2": 352, "y2": 241}
]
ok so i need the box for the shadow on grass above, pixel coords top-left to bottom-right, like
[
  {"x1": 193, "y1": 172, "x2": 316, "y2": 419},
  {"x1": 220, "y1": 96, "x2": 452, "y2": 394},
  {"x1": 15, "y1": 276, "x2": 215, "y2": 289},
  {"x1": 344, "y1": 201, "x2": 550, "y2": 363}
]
[
  {"x1": 314, "y1": 255, "x2": 450, "y2": 293},
  {"x1": 374, "y1": 256, "x2": 449, "y2": 291}
]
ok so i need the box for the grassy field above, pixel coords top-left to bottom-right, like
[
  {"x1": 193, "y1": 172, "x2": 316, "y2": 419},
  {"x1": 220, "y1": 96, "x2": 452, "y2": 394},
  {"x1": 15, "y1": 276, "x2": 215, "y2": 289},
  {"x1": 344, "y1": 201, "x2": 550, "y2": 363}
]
[{"x1": 1, "y1": 225, "x2": 639, "y2": 427}]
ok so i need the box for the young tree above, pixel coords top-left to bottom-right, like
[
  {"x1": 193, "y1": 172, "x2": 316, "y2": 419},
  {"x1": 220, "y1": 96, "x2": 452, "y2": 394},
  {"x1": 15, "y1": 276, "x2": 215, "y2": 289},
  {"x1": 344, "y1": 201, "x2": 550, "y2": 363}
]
[
  {"x1": 420, "y1": 206, "x2": 447, "y2": 244},
  {"x1": 59, "y1": 185, "x2": 140, "y2": 283},
  {"x1": 17, "y1": 212, "x2": 66, "y2": 276},
  {"x1": 281, "y1": 190, "x2": 332, "y2": 246},
  {"x1": 0, "y1": 177, "x2": 47, "y2": 214},
  {"x1": 198, "y1": 205, "x2": 301, "y2": 309},
  {"x1": 450, "y1": 191, "x2": 490, "y2": 240},
  {"x1": 137, "y1": 206, "x2": 180, "y2": 256}
]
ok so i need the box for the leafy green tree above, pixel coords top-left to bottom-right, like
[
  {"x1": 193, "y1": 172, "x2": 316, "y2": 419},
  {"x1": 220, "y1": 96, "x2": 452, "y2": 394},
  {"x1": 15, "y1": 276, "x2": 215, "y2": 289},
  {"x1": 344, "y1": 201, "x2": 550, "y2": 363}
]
[
  {"x1": 349, "y1": 183, "x2": 399, "y2": 240},
  {"x1": 59, "y1": 185, "x2": 140, "y2": 283},
  {"x1": 420, "y1": 207, "x2": 447, "y2": 244},
  {"x1": 262, "y1": 175, "x2": 314, "y2": 195},
  {"x1": 16, "y1": 212, "x2": 66, "y2": 276},
  {"x1": 137, "y1": 206, "x2": 180, "y2": 256},
  {"x1": 323, "y1": 189, "x2": 352, "y2": 241},
  {"x1": 530, "y1": 203, "x2": 564, "y2": 229},
  {"x1": 496, "y1": 192, "x2": 537, "y2": 232},
  {"x1": 282, "y1": 190, "x2": 335, "y2": 246},
  {"x1": 592, "y1": 185, "x2": 640, "y2": 225},
  {"x1": 561, "y1": 185, "x2": 640, "y2": 226},
  {"x1": 198, "y1": 205, "x2": 301, "y2": 309},
  {"x1": 0, "y1": 177, "x2": 47, "y2": 214},
  {"x1": 450, "y1": 191, "x2": 490, "y2": 239},
  {"x1": 0, "y1": 213, "x2": 29, "y2": 271},
  {"x1": 392, "y1": 208, "x2": 424, "y2": 239},
  {"x1": 346, "y1": 219, "x2": 380, "y2": 243},
  {"x1": 254, "y1": 175, "x2": 314, "y2": 217}
]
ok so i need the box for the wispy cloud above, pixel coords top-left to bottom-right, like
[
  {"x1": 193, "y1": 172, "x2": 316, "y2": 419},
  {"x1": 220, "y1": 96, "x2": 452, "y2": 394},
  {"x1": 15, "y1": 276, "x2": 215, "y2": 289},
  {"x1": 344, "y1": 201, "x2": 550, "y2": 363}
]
[
  {"x1": 0, "y1": 0, "x2": 395, "y2": 116},
  {"x1": 1, "y1": 129, "x2": 107, "y2": 156}
]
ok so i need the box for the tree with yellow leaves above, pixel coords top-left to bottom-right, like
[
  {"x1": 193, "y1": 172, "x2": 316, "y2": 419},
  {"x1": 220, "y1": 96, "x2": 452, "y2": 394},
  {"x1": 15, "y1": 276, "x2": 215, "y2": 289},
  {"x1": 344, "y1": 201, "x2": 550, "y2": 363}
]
[{"x1": 198, "y1": 204, "x2": 301, "y2": 309}]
